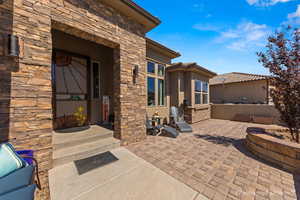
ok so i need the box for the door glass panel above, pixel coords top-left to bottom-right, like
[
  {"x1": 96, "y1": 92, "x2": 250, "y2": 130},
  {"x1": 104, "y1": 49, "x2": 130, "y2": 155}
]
[
  {"x1": 93, "y1": 62, "x2": 100, "y2": 99},
  {"x1": 53, "y1": 51, "x2": 88, "y2": 130}
]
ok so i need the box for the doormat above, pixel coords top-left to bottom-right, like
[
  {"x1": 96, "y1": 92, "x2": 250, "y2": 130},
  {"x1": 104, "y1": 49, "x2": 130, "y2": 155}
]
[{"x1": 74, "y1": 151, "x2": 119, "y2": 175}]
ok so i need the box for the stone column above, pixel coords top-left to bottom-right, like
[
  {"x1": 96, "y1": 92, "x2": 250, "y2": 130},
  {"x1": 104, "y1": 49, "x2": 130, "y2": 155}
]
[
  {"x1": 0, "y1": 0, "x2": 14, "y2": 143},
  {"x1": 9, "y1": 1, "x2": 53, "y2": 199}
]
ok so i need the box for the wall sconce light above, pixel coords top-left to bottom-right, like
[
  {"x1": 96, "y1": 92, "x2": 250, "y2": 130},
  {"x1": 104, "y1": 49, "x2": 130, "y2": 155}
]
[
  {"x1": 133, "y1": 65, "x2": 139, "y2": 76},
  {"x1": 133, "y1": 65, "x2": 139, "y2": 84},
  {"x1": 8, "y1": 34, "x2": 20, "y2": 57}
]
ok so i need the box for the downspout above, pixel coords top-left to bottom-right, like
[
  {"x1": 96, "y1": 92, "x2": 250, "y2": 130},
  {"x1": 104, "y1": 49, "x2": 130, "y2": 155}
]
[{"x1": 266, "y1": 79, "x2": 269, "y2": 105}]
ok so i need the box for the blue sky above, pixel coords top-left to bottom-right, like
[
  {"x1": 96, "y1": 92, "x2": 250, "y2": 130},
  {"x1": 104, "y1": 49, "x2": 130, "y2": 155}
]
[{"x1": 134, "y1": 0, "x2": 300, "y2": 75}]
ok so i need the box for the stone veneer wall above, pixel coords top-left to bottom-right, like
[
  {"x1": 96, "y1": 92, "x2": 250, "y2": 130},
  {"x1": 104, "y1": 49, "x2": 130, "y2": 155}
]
[
  {"x1": 1, "y1": 0, "x2": 148, "y2": 199},
  {"x1": 185, "y1": 105, "x2": 211, "y2": 124},
  {"x1": 0, "y1": 0, "x2": 13, "y2": 143},
  {"x1": 246, "y1": 133, "x2": 300, "y2": 173}
]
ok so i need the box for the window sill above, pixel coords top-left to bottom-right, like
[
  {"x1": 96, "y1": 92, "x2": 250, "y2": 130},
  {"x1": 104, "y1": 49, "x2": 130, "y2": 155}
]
[
  {"x1": 187, "y1": 104, "x2": 210, "y2": 110},
  {"x1": 147, "y1": 105, "x2": 167, "y2": 108}
]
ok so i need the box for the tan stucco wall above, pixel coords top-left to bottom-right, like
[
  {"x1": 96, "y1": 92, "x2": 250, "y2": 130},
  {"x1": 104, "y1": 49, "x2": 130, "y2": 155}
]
[
  {"x1": 167, "y1": 70, "x2": 212, "y2": 123},
  {"x1": 185, "y1": 104, "x2": 211, "y2": 124},
  {"x1": 210, "y1": 80, "x2": 268, "y2": 104},
  {"x1": 211, "y1": 104, "x2": 281, "y2": 125}
]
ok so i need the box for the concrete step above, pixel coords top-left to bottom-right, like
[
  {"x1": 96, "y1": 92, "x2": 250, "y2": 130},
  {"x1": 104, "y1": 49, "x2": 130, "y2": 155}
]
[
  {"x1": 53, "y1": 126, "x2": 113, "y2": 150},
  {"x1": 53, "y1": 137, "x2": 120, "y2": 167}
]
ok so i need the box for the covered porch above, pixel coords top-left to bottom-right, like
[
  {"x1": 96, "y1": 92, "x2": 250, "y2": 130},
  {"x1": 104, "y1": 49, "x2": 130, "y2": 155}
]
[
  {"x1": 51, "y1": 29, "x2": 115, "y2": 131},
  {"x1": 50, "y1": 29, "x2": 122, "y2": 168}
]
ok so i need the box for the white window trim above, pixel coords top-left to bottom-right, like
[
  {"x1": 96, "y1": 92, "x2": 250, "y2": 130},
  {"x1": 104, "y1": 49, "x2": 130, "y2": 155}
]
[{"x1": 195, "y1": 80, "x2": 209, "y2": 105}]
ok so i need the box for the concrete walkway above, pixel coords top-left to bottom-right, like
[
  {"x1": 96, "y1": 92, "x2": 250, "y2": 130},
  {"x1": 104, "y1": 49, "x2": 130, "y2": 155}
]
[{"x1": 49, "y1": 147, "x2": 206, "y2": 200}]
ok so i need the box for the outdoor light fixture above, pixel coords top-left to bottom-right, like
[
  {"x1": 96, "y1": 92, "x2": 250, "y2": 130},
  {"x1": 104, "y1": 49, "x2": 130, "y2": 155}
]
[
  {"x1": 133, "y1": 65, "x2": 139, "y2": 77},
  {"x1": 133, "y1": 65, "x2": 139, "y2": 84},
  {"x1": 7, "y1": 34, "x2": 19, "y2": 57}
]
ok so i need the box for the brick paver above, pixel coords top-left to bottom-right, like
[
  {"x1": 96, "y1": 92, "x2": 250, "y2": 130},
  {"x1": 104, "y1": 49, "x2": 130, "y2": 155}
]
[{"x1": 127, "y1": 119, "x2": 300, "y2": 200}]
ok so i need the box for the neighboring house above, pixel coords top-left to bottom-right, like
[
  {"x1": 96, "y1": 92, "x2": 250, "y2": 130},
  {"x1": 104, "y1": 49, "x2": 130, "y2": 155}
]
[
  {"x1": 0, "y1": 1, "x2": 215, "y2": 199},
  {"x1": 210, "y1": 72, "x2": 271, "y2": 104}
]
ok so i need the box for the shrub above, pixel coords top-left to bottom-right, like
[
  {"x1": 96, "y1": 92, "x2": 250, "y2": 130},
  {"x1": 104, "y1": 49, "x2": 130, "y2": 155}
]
[{"x1": 257, "y1": 27, "x2": 300, "y2": 143}]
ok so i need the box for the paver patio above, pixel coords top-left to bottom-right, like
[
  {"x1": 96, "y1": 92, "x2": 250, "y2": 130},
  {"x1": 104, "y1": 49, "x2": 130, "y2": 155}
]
[{"x1": 127, "y1": 119, "x2": 300, "y2": 200}]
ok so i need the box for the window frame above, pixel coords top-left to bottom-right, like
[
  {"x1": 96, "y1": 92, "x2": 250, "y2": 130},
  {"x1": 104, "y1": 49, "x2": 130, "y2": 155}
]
[
  {"x1": 194, "y1": 80, "x2": 209, "y2": 105},
  {"x1": 147, "y1": 61, "x2": 155, "y2": 74},
  {"x1": 147, "y1": 76, "x2": 156, "y2": 106},
  {"x1": 146, "y1": 60, "x2": 166, "y2": 107},
  {"x1": 158, "y1": 78, "x2": 165, "y2": 106}
]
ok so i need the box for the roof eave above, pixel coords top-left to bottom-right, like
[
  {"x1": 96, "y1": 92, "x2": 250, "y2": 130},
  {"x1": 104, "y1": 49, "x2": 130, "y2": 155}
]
[
  {"x1": 146, "y1": 38, "x2": 181, "y2": 59},
  {"x1": 167, "y1": 63, "x2": 217, "y2": 78},
  {"x1": 101, "y1": 0, "x2": 161, "y2": 32},
  {"x1": 210, "y1": 78, "x2": 268, "y2": 86}
]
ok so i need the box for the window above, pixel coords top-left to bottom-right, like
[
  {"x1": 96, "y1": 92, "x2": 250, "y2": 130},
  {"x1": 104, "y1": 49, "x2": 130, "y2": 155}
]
[
  {"x1": 195, "y1": 80, "x2": 209, "y2": 104},
  {"x1": 147, "y1": 77, "x2": 155, "y2": 106},
  {"x1": 202, "y1": 82, "x2": 208, "y2": 104},
  {"x1": 195, "y1": 93, "x2": 202, "y2": 104},
  {"x1": 195, "y1": 80, "x2": 202, "y2": 92},
  {"x1": 147, "y1": 61, "x2": 166, "y2": 106},
  {"x1": 147, "y1": 62, "x2": 155, "y2": 74},
  {"x1": 158, "y1": 79, "x2": 165, "y2": 106},
  {"x1": 158, "y1": 64, "x2": 165, "y2": 76},
  {"x1": 202, "y1": 82, "x2": 208, "y2": 93}
]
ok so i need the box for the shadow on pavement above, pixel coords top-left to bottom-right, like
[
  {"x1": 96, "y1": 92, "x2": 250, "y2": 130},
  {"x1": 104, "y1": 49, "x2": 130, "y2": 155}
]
[{"x1": 194, "y1": 133, "x2": 300, "y2": 200}]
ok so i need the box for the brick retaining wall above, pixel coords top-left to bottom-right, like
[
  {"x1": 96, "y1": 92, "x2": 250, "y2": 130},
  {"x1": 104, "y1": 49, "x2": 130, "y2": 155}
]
[{"x1": 246, "y1": 133, "x2": 300, "y2": 173}]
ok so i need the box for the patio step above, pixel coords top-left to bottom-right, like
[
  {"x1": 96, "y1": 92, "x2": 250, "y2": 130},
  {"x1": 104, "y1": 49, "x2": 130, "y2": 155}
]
[
  {"x1": 53, "y1": 137, "x2": 120, "y2": 167},
  {"x1": 53, "y1": 126, "x2": 114, "y2": 150}
]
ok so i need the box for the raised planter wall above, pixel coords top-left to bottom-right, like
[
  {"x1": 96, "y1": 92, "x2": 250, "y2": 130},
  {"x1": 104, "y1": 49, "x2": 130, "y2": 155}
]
[{"x1": 246, "y1": 133, "x2": 300, "y2": 173}]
